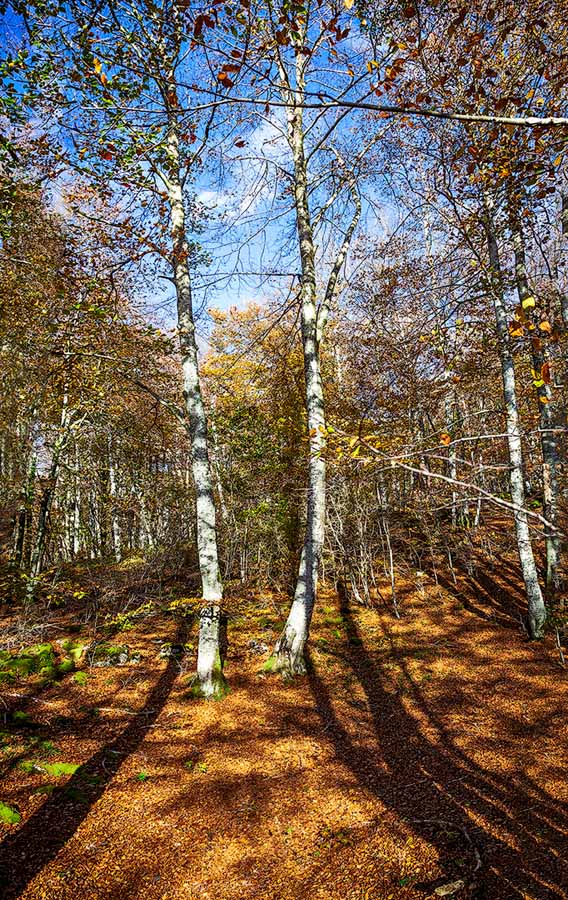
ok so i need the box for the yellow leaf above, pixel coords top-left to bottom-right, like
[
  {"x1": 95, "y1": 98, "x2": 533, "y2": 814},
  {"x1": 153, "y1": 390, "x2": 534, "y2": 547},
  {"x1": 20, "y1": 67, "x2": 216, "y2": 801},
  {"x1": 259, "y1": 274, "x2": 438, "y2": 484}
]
[
  {"x1": 522, "y1": 295, "x2": 536, "y2": 310},
  {"x1": 539, "y1": 395, "x2": 550, "y2": 403},
  {"x1": 93, "y1": 58, "x2": 102, "y2": 74},
  {"x1": 539, "y1": 320, "x2": 552, "y2": 333},
  {"x1": 344, "y1": 0, "x2": 355, "y2": 8},
  {"x1": 440, "y1": 432, "x2": 451, "y2": 446}
]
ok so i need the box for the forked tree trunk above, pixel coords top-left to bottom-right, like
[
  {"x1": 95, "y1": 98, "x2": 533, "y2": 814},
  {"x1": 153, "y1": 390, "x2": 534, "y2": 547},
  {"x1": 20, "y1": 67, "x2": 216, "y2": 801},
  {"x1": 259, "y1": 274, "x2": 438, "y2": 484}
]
[
  {"x1": 482, "y1": 195, "x2": 547, "y2": 638},
  {"x1": 165, "y1": 120, "x2": 226, "y2": 698}
]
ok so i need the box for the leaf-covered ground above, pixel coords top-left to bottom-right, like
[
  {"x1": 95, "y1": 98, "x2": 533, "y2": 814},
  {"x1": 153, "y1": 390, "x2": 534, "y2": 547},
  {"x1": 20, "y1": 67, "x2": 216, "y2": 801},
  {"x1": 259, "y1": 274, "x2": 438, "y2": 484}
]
[{"x1": 0, "y1": 564, "x2": 567, "y2": 900}]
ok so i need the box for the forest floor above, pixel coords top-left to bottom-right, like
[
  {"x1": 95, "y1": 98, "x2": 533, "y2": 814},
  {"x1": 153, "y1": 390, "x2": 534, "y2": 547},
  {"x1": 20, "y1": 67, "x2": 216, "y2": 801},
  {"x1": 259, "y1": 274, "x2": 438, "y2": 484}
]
[{"x1": 0, "y1": 554, "x2": 567, "y2": 900}]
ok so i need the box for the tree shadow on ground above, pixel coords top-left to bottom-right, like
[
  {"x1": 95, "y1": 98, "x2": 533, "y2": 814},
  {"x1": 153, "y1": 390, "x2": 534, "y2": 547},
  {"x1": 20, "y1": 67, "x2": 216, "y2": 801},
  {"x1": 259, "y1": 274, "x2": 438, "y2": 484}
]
[
  {"x1": 308, "y1": 583, "x2": 568, "y2": 899},
  {"x1": 0, "y1": 620, "x2": 188, "y2": 900},
  {"x1": 426, "y1": 553, "x2": 528, "y2": 630}
]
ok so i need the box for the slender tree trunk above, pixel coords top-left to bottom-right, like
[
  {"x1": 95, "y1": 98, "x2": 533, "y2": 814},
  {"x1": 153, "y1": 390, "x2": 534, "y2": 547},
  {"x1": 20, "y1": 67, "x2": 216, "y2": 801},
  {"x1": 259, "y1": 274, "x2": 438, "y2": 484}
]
[
  {"x1": 268, "y1": 94, "x2": 326, "y2": 676},
  {"x1": 108, "y1": 439, "x2": 122, "y2": 563},
  {"x1": 560, "y1": 189, "x2": 568, "y2": 328},
  {"x1": 510, "y1": 214, "x2": 561, "y2": 601},
  {"x1": 27, "y1": 401, "x2": 72, "y2": 601},
  {"x1": 71, "y1": 445, "x2": 81, "y2": 559},
  {"x1": 13, "y1": 451, "x2": 36, "y2": 574},
  {"x1": 444, "y1": 375, "x2": 458, "y2": 526},
  {"x1": 482, "y1": 194, "x2": 547, "y2": 638},
  {"x1": 165, "y1": 120, "x2": 225, "y2": 698}
]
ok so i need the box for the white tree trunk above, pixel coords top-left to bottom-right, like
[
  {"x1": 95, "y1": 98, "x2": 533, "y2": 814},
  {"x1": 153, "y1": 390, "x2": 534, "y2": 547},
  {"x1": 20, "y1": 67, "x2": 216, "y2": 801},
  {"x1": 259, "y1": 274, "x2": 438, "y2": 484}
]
[
  {"x1": 108, "y1": 440, "x2": 122, "y2": 562},
  {"x1": 165, "y1": 122, "x2": 225, "y2": 698},
  {"x1": 268, "y1": 86, "x2": 326, "y2": 676},
  {"x1": 511, "y1": 217, "x2": 561, "y2": 601},
  {"x1": 483, "y1": 196, "x2": 547, "y2": 638}
]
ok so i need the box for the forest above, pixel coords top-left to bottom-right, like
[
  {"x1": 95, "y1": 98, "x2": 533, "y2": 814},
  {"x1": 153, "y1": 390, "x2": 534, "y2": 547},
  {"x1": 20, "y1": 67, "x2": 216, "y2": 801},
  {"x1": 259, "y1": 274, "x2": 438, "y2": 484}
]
[{"x1": 0, "y1": 1, "x2": 567, "y2": 898}]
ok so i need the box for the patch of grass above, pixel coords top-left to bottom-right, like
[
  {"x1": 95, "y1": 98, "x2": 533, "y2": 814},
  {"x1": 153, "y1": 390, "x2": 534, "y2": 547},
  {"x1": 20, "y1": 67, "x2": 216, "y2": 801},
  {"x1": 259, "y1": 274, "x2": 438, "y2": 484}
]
[
  {"x1": 0, "y1": 802, "x2": 21, "y2": 824},
  {"x1": 73, "y1": 671, "x2": 89, "y2": 686},
  {"x1": 43, "y1": 761, "x2": 80, "y2": 777},
  {"x1": 20, "y1": 759, "x2": 79, "y2": 777},
  {"x1": 136, "y1": 770, "x2": 150, "y2": 782}
]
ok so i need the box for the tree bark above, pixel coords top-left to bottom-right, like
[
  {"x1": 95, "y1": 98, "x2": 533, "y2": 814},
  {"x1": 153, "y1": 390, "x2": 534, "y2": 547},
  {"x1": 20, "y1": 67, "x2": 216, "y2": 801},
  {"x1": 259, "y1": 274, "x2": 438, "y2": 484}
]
[
  {"x1": 108, "y1": 438, "x2": 122, "y2": 563},
  {"x1": 510, "y1": 214, "x2": 561, "y2": 602},
  {"x1": 165, "y1": 120, "x2": 226, "y2": 698},
  {"x1": 482, "y1": 194, "x2": 547, "y2": 638},
  {"x1": 269, "y1": 91, "x2": 325, "y2": 676},
  {"x1": 26, "y1": 398, "x2": 73, "y2": 602}
]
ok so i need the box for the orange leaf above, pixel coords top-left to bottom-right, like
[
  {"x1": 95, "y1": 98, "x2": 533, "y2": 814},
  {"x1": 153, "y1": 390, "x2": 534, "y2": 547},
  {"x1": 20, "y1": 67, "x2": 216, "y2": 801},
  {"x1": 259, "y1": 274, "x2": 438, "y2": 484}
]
[{"x1": 542, "y1": 362, "x2": 552, "y2": 384}]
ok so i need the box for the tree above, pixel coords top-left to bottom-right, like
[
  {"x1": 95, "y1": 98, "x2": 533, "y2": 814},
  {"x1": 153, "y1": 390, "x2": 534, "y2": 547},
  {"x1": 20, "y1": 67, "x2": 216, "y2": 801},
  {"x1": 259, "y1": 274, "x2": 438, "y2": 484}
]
[{"x1": 12, "y1": 0, "x2": 229, "y2": 694}]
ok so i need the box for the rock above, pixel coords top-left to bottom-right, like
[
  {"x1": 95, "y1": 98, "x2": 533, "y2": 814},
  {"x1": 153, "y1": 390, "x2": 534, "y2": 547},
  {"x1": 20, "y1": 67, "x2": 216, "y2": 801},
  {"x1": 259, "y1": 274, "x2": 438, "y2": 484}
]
[
  {"x1": 434, "y1": 879, "x2": 466, "y2": 897},
  {"x1": 247, "y1": 639, "x2": 269, "y2": 655},
  {"x1": 90, "y1": 644, "x2": 130, "y2": 667},
  {"x1": 158, "y1": 643, "x2": 186, "y2": 659}
]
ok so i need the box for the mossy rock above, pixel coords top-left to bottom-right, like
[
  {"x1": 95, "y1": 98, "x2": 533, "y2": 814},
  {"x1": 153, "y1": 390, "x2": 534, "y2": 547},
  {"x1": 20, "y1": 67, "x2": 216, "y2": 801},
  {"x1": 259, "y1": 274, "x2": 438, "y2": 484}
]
[
  {"x1": 0, "y1": 644, "x2": 56, "y2": 682},
  {"x1": 60, "y1": 640, "x2": 88, "y2": 664},
  {"x1": 0, "y1": 642, "x2": 81, "y2": 685},
  {"x1": 90, "y1": 644, "x2": 130, "y2": 667}
]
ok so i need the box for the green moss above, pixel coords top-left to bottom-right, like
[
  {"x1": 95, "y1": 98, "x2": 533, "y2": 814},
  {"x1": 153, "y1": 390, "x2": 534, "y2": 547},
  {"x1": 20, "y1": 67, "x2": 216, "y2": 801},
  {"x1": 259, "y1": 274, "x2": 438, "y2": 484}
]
[
  {"x1": 186, "y1": 671, "x2": 229, "y2": 701},
  {"x1": 56, "y1": 658, "x2": 75, "y2": 676},
  {"x1": 20, "y1": 760, "x2": 79, "y2": 777},
  {"x1": 211, "y1": 675, "x2": 230, "y2": 700},
  {"x1": 0, "y1": 641, "x2": 81, "y2": 685},
  {"x1": 61, "y1": 640, "x2": 88, "y2": 663},
  {"x1": 0, "y1": 802, "x2": 20, "y2": 824},
  {"x1": 43, "y1": 761, "x2": 79, "y2": 777},
  {"x1": 262, "y1": 654, "x2": 278, "y2": 673},
  {"x1": 0, "y1": 644, "x2": 56, "y2": 681}
]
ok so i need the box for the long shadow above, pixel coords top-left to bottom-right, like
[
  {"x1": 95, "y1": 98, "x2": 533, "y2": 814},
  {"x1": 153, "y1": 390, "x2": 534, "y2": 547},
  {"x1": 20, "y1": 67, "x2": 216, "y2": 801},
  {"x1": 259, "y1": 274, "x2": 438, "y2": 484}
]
[
  {"x1": 433, "y1": 567, "x2": 519, "y2": 628},
  {"x1": 0, "y1": 620, "x2": 188, "y2": 900},
  {"x1": 425, "y1": 552, "x2": 527, "y2": 629},
  {"x1": 308, "y1": 585, "x2": 568, "y2": 899}
]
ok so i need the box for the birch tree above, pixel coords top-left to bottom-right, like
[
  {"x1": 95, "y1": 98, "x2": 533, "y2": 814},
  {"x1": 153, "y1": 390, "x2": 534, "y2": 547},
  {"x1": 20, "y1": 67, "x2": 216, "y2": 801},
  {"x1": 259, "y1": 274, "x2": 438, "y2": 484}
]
[{"x1": 13, "y1": 0, "x2": 228, "y2": 695}]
